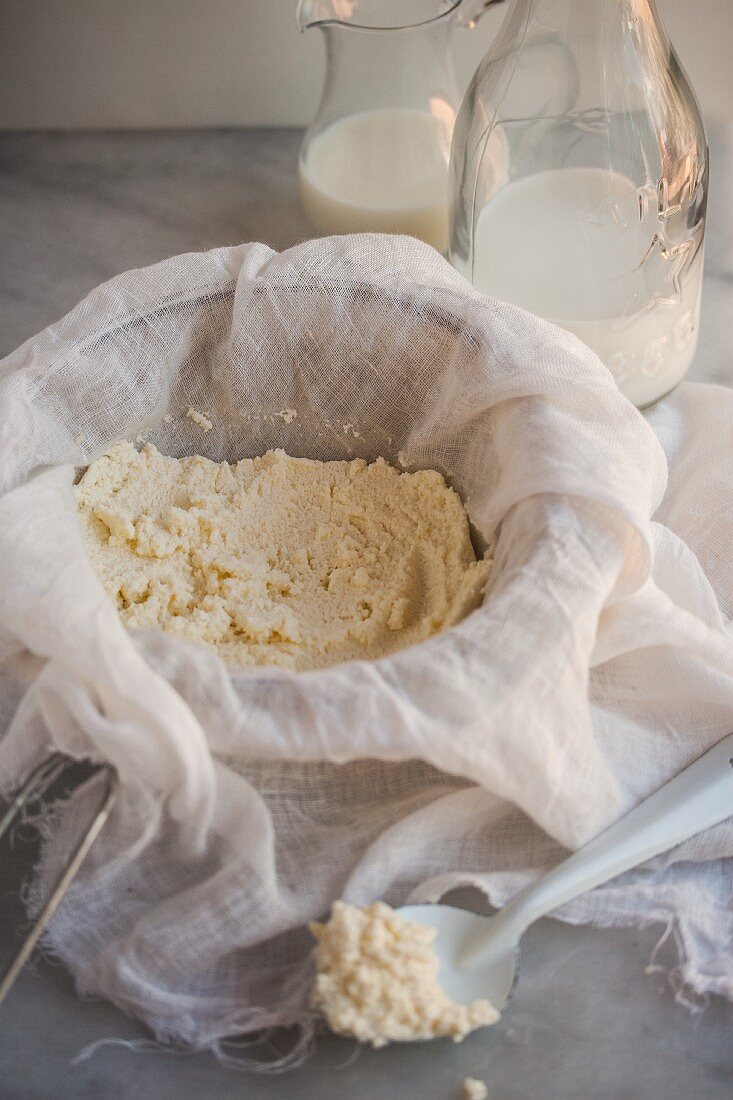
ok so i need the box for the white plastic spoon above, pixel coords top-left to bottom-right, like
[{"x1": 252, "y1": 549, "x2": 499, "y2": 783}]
[{"x1": 397, "y1": 732, "x2": 733, "y2": 1016}]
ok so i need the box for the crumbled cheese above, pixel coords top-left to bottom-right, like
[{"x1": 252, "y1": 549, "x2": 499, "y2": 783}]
[
  {"x1": 186, "y1": 407, "x2": 213, "y2": 432},
  {"x1": 277, "y1": 408, "x2": 298, "y2": 424},
  {"x1": 162, "y1": 413, "x2": 174, "y2": 424},
  {"x1": 462, "y1": 1077, "x2": 489, "y2": 1100},
  {"x1": 310, "y1": 901, "x2": 500, "y2": 1047},
  {"x1": 76, "y1": 443, "x2": 490, "y2": 672}
]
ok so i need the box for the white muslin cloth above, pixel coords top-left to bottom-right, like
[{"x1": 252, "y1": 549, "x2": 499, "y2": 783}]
[{"x1": 0, "y1": 235, "x2": 731, "y2": 1058}]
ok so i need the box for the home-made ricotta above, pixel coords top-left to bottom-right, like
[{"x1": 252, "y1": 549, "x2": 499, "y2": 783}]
[
  {"x1": 309, "y1": 901, "x2": 500, "y2": 1047},
  {"x1": 186, "y1": 407, "x2": 213, "y2": 432},
  {"x1": 76, "y1": 442, "x2": 490, "y2": 671}
]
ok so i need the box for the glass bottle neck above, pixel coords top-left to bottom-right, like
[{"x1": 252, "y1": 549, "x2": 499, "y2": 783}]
[{"x1": 502, "y1": 0, "x2": 665, "y2": 32}]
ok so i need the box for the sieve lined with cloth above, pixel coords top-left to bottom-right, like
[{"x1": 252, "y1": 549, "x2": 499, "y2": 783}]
[{"x1": 1, "y1": 235, "x2": 732, "y2": 1062}]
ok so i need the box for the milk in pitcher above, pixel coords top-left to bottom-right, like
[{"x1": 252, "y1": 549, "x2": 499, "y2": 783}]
[{"x1": 299, "y1": 108, "x2": 451, "y2": 252}]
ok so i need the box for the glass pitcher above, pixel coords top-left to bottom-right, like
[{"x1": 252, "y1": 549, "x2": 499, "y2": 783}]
[
  {"x1": 449, "y1": 0, "x2": 708, "y2": 408},
  {"x1": 297, "y1": 0, "x2": 492, "y2": 253}
]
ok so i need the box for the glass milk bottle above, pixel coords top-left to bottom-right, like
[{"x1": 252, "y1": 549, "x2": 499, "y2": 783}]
[
  {"x1": 297, "y1": 0, "x2": 468, "y2": 253},
  {"x1": 449, "y1": 0, "x2": 708, "y2": 407}
]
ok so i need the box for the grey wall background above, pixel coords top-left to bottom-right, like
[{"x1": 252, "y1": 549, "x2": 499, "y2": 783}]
[{"x1": 0, "y1": 0, "x2": 731, "y2": 131}]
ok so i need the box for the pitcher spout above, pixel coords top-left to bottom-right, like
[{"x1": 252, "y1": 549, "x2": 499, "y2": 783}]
[
  {"x1": 297, "y1": 1, "x2": 357, "y2": 33},
  {"x1": 297, "y1": 0, "x2": 483, "y2": 34}
]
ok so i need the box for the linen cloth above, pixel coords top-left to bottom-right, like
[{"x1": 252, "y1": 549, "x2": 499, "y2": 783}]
[{"x1": 0, "y1": 235, "x2": 731, "y2": 1059}]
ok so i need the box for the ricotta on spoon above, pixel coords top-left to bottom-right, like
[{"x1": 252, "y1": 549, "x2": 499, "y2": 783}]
[{"x1": 310, "y1": 901, "x2": 500, "y2": 1047}]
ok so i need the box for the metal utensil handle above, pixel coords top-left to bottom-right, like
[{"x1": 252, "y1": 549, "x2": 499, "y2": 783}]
[
  {"x1": 0, "y1": 755, "x2": 117, "y2": 1007},
  {"x1": 466, "y1": 732, "x2": 733, "y2": 962},
  {"x1": 0, "y1": 755, "x2": 68, "y2": 841}
]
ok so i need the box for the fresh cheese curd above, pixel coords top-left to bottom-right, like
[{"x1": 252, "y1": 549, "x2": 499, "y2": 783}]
[
  {"x1": 310, "y1": 901, "x2": 500, "y2": 1046},
  {"x1": 76, "y1": 442, "x2": 491, "y2": 671}
]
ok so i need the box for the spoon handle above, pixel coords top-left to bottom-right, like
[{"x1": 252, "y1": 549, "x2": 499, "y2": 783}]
[{"x1": 493, "y1": 732, "x2": 733, "y2": 941}]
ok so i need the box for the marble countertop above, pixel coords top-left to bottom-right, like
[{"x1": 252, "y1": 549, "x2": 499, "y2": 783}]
[
  {"x1": 0, "y1": 126, "x2": 731, "y2": 1100},
  {"x1": 1, "y1": 126, "x2": 731, "y2": 380}
]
